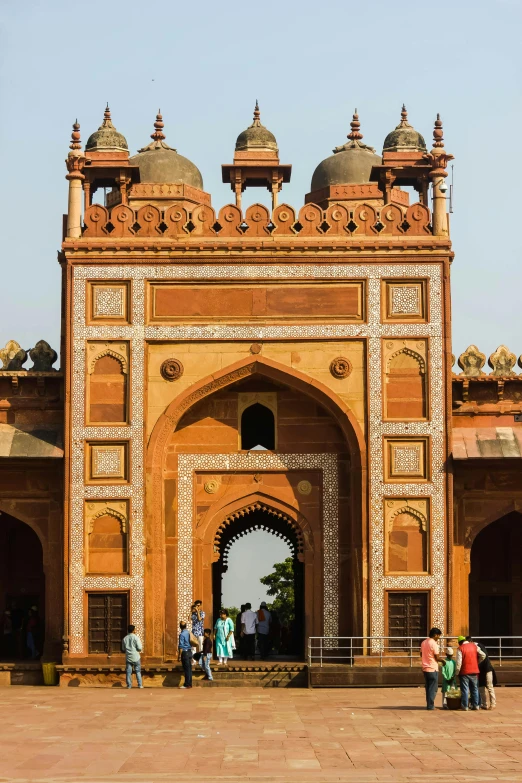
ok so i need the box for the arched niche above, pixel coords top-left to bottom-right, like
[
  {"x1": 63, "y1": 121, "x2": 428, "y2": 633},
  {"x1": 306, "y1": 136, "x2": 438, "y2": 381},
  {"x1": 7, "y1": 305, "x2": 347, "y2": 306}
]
[
  {"x1": 88, "y1": 352, "x2": 128, "y2": 424},
  {"x1": 88, "y1": 511, "x2": 128, "y2": 574},
  {"x1": 385, "y1": 348, "x2": 427, "y2": 420},
  {"x1": 387, "y1": 507, "x2": 428, "y2": 573}
]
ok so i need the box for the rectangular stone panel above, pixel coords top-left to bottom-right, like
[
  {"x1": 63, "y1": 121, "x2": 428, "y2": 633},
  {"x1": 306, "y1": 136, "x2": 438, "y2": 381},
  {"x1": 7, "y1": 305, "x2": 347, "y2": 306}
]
[
  {"x1": 384, "y1": 437, "x2": 430, "y2": 481},
  {"x1": 88, "y1": 282, "x2": 130, "y2": 324},
  {"x1": 382, "y1": 280, "x2": 428, "y2": 322},
  {"x1": 147, "y1": 282, "x2": 365, "y2": 322},
  {"x1": 86, "y1": 443, "x2": 128, "y2": 482}
]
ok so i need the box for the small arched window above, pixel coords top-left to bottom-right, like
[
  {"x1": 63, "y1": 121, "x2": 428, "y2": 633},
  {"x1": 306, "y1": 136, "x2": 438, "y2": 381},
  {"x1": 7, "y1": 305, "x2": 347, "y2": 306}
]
[{"x1": 240, "y1": 403, "x2": 275, "y2": 450}]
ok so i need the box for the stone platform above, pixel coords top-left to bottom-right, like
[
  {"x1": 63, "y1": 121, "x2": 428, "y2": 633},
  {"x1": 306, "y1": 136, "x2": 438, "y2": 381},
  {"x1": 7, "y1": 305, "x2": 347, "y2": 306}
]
[{"x1": 2, "y1": 686, "x2": 522, "y2": 781}]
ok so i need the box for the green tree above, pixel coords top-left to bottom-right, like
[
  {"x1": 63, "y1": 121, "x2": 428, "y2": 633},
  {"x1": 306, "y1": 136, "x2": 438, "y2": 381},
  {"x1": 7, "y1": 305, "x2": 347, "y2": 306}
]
[
  {"x1": 226, "y1": 606, "x2": 241, "y2": 625},
  {"x1": 260, "y1": 557, "x2": 295, "y2": 626}
]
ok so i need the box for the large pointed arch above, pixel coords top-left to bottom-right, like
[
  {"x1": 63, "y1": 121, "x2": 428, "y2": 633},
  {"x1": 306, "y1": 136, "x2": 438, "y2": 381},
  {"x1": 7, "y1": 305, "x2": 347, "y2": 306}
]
[{"x1": 144, "y1": 354, "x2": 367, "y2": 658}]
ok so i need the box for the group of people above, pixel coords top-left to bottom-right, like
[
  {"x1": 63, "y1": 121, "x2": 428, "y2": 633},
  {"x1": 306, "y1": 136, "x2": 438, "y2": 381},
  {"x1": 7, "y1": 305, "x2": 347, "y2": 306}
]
[
  {"x1": 421, "y1": 628, "x2": 497, "y2": 711},
  {"x1": 121, "y1": 599, "x2": 277, "y2": 689},
  {"x1": 177, "y1": 600, "x2": 273, "y2": 689},
  {"x1": 1, "y1": 603, "x2": 42, "y2": 660}
]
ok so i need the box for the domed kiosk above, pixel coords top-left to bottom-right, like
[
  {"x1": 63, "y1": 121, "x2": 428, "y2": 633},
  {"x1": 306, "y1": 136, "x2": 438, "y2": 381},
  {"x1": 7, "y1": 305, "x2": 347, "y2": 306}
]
[
  {"x1": 129, "y1": 111, "x2": 203, "y2": 190},
  {"x1": 222, "y1": 101, "x2": 291, "y2": 209}
]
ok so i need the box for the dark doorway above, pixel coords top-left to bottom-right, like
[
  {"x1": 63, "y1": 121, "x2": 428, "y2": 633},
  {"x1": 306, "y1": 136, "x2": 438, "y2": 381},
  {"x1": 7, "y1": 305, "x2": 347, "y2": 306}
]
[
  {"x1": 388, "y1": 592, "x2": 428, "y2": 649},
  {"x1": 240, "y1": 404, "x2": 275, "y2": 450},
  {"x1": 470, "y1": 512, "x2": 522, "y2": 641},
  {"x1": 0, "y1": 512, "x2": 45, "y2": 660},
  {"x1": 212, "y1": 508, "x2": 304, "y2": 658}
]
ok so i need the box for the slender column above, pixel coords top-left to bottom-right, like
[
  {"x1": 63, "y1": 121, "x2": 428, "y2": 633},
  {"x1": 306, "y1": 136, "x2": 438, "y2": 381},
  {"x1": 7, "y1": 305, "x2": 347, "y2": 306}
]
[
  {"x1": 65, "y1": 121, "x2": 86, "y2": 239},
  {"x1": 427, "y1": 114, "x2": 453, "y2": 237}
]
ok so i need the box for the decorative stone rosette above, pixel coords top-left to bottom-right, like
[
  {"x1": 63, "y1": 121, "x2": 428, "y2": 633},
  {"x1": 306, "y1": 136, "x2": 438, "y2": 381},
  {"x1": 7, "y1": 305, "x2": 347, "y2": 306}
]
[{"x1": 160, "y1": 358, "x2": 184, "y2": 381}]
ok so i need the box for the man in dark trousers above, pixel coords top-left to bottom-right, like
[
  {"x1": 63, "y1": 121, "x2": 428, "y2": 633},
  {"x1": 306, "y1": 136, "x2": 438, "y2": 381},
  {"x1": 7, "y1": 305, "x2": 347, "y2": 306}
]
[
  {"x1": 456, "y1": 635, "x2": 486, "y2": 710},
  {"x1": 178, "y1": 621, "x2": 193, "y2": 689},
  {"x1": 241, "y1": 603, "x2": 258, "y2": 661}
]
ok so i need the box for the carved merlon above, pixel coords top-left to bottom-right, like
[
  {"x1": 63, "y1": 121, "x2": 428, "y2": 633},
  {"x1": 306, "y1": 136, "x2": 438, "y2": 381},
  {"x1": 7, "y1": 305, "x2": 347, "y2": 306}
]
[
  {"x1": 456, "y1": 345, "x2": 521, "y2": 378},
  {"x1": 0, "y1": 340, "x2": 58, "y2": 372},
  {"x1": 458, "y1": 345, "x2": 486, "y2": 377},
  {"x1": 0, "y1": 341, "x2": 27, "y2": 370},
  {"x1": 489, "y1": 345, "x2": 517, "y2": 377},
  {"x1": 81, "y1": 200, "x2": 432, "y2": 240}
]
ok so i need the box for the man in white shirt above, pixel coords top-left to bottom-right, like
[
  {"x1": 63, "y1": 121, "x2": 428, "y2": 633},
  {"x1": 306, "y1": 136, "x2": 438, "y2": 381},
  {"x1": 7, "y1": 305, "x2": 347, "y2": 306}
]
[
  {"x1": 257, "y1": 601, "x2": 272, "y2": 660},
  {"x1": 241, "y1": 602, "x2": 258, "y2": 660}
]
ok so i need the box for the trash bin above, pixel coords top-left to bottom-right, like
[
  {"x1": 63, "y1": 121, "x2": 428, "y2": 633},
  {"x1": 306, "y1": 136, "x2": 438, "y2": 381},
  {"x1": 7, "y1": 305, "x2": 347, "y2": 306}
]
[{"x1": 42, "y1": 662, "x2": 58, "y2": 686}]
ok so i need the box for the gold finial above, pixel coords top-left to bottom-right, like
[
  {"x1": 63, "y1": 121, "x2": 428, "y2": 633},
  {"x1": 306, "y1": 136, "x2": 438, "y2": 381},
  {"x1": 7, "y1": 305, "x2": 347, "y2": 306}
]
[
  {"x1": 151, "y1": 110, "x2": 166, "y2": 142},
  {"x1": 347, "y1": 109, "x2": 363, "y2": 141},
  {"x1": 433, "y1": 113, "x2": 444, "y2": 148},
  {"x1": 70, "y1": 119, "x2": 81, "y2": 151}
]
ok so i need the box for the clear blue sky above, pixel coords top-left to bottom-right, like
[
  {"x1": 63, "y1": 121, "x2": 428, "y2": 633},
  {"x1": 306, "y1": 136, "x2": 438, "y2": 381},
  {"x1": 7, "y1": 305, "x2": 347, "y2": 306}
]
[{"x1": 1, "y1": 0, "x2": 520, "y2": 604}]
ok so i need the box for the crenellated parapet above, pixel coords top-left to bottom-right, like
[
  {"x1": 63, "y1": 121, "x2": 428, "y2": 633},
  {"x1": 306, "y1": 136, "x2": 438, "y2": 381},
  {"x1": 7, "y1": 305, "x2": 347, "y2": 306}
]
[
  {"x1": 453, "y1": 345, "x2": 522, "y2": 413},
  {"x1": 79, "y1": 199, "x2": 432, "y2": 241}
]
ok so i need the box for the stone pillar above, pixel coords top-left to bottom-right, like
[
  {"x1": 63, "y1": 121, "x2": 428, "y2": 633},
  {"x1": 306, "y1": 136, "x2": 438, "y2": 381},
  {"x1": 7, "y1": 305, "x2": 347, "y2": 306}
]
[
  {"x1": 431, "y1": 176, "x2": 448, "y2": 237},
  {"x1": 65, "y1": 121, "x2": 86, "y2": 240}
]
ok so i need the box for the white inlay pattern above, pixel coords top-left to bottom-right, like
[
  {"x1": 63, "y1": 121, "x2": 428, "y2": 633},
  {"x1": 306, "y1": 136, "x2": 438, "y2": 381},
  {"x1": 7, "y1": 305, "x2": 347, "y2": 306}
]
[
  {"x1": 393, "y1": 446, "x2": 421, "y2": 474},
  {"x1": 94, "y1": 449, "x2": 121, "y2": 476},
  {"x1": 391, "y1": 286, "x2": 421, "y2": 315},
  {"x1": 93, "y1": 286, "x2": 125, "y2": 318}
]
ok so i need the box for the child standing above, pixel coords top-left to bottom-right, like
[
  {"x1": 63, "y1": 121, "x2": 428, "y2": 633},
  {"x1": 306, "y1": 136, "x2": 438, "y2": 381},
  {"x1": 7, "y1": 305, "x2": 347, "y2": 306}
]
[
  {"x1": 199, "y1": 628, "x2": 213, "y2": 682},
  {"x1": 441, "y1": 646, "x2": 457, "y2": 709}
]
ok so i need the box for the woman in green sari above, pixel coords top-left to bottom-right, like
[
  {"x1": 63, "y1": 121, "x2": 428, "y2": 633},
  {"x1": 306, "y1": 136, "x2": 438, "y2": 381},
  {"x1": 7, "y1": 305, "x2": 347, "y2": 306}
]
[{"x1": 214, "y1": 609, "x2": 234, "y2": 665}]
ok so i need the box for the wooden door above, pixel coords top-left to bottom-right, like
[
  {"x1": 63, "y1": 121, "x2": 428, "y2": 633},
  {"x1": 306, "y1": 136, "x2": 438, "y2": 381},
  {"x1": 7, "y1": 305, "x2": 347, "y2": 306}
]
[
  {"x1": 88, "y1": 593, "x2": 128, "y2": 654},
  {"x1": 388, "y1": 592, "x2": 428, "y2": 649}
]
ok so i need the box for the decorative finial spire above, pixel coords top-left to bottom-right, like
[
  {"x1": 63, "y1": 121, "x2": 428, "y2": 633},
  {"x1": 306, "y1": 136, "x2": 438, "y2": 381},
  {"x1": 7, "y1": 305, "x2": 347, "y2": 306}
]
[
  {"x1": 252, "y1": 99, "x2": 261, "y2": 126},
  {"x1": 347, "y1": 109, "x2": 363, "y2": 141},
  {"x1": 433, "y1": 113, "x2": 444, "y2": 148},
  {"x1": 401, "y1": 104, "x2": 408, "y2": 121},
  {"x1": 104, "y1": 103, "x2": 111, "y2": 121},
  {"x1": 151, "y1": 110, "x2": 166, "y2": 142},
  {"x1": 69, "y1": 120, "x2": 81, "y2": 151}
]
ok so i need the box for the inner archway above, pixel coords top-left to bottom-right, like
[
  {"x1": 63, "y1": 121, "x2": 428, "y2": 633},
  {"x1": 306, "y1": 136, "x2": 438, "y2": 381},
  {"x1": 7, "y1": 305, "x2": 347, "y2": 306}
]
[
  {"x1": 469, "y1": 511, "x2": 522, "y2": 639},
  {"x1": 0, "y1": 511, "x2": 45, "y2": 660},
  {"x1": 212, "y1": 505, "x2": 305, "y2": 658}
]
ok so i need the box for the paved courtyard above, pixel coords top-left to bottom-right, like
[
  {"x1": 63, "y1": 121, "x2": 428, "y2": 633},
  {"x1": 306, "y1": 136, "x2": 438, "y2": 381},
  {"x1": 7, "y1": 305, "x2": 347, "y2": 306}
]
[{"x1": 2, "y1": 686, "x2": 522, "y2": 782}]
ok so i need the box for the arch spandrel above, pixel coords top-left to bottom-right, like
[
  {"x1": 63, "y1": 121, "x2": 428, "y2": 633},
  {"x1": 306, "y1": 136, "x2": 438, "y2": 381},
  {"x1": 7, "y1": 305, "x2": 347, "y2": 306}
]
[{"x1": 146, "y1": 354, "x2": 366, "y2": 471}]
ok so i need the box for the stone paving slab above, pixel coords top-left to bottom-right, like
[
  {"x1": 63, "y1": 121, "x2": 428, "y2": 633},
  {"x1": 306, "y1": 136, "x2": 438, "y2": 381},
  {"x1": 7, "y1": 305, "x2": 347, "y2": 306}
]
[{"x1": 1, "y1": 686, "x2": 522, "y2": 782}]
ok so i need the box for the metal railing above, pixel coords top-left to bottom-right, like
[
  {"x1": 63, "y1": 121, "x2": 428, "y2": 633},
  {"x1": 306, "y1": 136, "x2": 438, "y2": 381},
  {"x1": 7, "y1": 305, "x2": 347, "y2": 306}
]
[{"x1": 308, "y1": 636, "x2": 522, "y2": 668}]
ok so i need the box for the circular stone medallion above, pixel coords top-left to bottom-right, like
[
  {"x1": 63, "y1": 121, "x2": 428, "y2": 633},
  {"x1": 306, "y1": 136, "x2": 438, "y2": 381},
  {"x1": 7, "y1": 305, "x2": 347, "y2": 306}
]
[
  {"x1": 297, "y1": 480, "x2": 312, "y2": 496},
  {"x1": 329, "y1": 356, "x2": 352, "y2": 379},
  {"x1": 204, "y1": 479, "x2": 220, "y2": 494},
  {"x1": 160, "y1": 358, "x2": 184, "y2": 381}
]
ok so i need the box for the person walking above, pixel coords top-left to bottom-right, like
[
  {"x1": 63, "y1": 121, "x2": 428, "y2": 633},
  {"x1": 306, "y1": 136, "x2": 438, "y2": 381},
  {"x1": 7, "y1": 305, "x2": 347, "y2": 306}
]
[
  {"x1": 420, "y1": 627, "x2": 442, "y2": 710},
  {"x1": 190, "y1": 600, "x2": 205, "y2": 665},
  {"x1": 476, "y1": 639, "x2": 497, "y2": 710},
  {"x1": 121, "y1": 624, "x2": 143, "y2": 689},
  {"x1": 214, "y1": 609, "x2": 234, "y2": 665},
  {"x1": 456, "y1": 635, "x2": 486, "y2": 710},
  {"x1": 178, "y1": 621, "x2": 193, "y2": 689},
  {"x1": 241, "y1": 603, "x2": 258, "y2": 661},
  {"x1": 257, "y1": 602, "x2": 272, "y2": 660},
  {"x1": 199, "y1": 628, "x2": 213, "y2": 682}
]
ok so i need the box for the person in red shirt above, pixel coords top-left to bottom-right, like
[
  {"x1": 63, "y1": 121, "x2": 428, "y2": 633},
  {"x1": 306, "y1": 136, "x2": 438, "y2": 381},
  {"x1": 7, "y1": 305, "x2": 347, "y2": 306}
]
[
  {"x1": 420, "y1": 628, "x2": 442, "y2": 710},
  {"x1": 456, "y1": 635, "x2": 486, "y2": 710}
]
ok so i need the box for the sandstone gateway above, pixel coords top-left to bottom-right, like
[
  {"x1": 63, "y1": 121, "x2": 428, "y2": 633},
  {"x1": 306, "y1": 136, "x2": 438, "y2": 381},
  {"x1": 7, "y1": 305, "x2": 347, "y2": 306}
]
[{"x1": 1, "y1": 104, "x2": 521, "y2": 684}]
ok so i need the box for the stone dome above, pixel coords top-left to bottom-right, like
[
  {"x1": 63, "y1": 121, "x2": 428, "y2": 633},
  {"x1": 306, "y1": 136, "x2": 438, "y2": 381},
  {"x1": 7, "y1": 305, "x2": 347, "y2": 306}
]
[
  {"x1": 85, "y1": 106, "x2": 128, "y2": 152},
  {"x1": 235, "y1": 101, "x2": 278, "y2": 153},
  {"x1": 128, "y1": 112, "x2": 203, "y2": 189},
  {"x1": 310, "y1": 111, "x2": 382, "y2": 191},
  {"x1": 383, "y1": 105, "x2": 426, "y2": 153}
]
